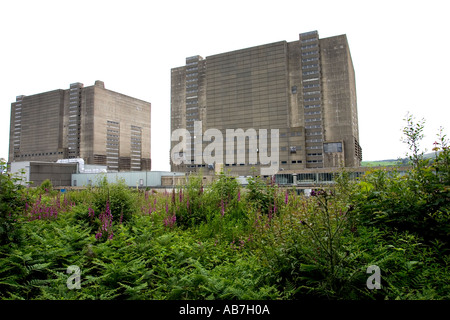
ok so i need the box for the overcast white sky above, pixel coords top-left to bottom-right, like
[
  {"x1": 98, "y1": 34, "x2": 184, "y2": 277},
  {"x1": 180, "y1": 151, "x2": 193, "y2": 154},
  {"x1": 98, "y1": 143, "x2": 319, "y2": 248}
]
[{"x1": 1, "y1": 0, "x2": 449, "y2": 171}]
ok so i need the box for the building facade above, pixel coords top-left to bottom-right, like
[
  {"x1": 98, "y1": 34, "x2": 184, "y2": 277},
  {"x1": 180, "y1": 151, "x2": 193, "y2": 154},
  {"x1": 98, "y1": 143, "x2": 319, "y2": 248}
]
[
  {"x1": 9, "y1": 81, "x2": 151, "y2": 171},
  {"x1": 171, "y1": 31, "x2": 362, "y2": 176}
]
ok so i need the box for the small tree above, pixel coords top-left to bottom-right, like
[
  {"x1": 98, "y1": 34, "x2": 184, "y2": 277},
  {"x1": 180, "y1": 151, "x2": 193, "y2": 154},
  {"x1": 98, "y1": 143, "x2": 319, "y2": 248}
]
[{"x1": 401, "y1": 112, "x2": 426, "y2": 170}]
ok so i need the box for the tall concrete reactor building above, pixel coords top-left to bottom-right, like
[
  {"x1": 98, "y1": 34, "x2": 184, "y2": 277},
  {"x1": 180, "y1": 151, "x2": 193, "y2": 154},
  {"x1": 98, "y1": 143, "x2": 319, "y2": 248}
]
[
  {"x1": 171, "y1": 31, "x2": 362, "y2": 176},
  {"x1": 9, "y1": 81, "x2": 151, "y2": 172}
]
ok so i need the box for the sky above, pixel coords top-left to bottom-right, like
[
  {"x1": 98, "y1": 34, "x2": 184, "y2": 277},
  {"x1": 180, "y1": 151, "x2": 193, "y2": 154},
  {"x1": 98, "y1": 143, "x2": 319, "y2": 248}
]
[{"x1": 1, "y1": 0, "x2": 449, "y2": 171}]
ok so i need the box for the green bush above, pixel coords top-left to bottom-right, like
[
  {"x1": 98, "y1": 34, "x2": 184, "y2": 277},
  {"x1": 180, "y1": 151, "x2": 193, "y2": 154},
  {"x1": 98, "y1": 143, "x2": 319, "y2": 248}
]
[
  {"x1": 39, "y1": 179, "x2": 53, "y2": 193},
  {"x1": 349, "y1": 118, "x2": 450, "y2": 245},
  {"x1": 0, "y1": 160, "x2": 29, "y2": 245},
  {"x1": 245, "y1": 173, "x2": 277, "y2": 216},
  {"x1": 91, "y1": 177, "x2": 135, "y2": 224},
  {"x1": 1, "y1": 117, "x2": 449, "y2": 300}
]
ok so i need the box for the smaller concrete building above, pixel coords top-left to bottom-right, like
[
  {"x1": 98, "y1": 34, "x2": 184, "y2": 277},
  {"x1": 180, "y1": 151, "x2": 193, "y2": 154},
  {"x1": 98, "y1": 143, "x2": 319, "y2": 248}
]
[
  {"x1": 9, "y1": 81, "x2": 151, "y2": 172},
  {"x1": 71, "y1": 171, "x2": 185, "y2": 188},
  {"x1": 10, "y1": 161, "x2": 78, "y2": 187}
]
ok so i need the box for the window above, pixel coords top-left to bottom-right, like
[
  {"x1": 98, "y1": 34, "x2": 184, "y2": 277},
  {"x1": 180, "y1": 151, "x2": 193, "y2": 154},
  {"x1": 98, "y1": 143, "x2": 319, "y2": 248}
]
[
  {"x1": 301, "y1": 38, "x2": 317, "y2": 43},
  {"x1": 291, "y1": 86, "x2": 297, "y2": 94},
  {"x1": 303, "y1": 83, "x2": 319, "y2": 89},
  {"x1": 302, "y1": 64, "x2": 318, "y2": 69},
  {"x1": 302, "y1": 57, "x2": 318, "y2": 63},
  {"x1": 323, "y1": 142, "x2": 343, "y2": 153},
  {"x1": 305, "y1": 110, "x2": 321, "y2": 115},
  {"x1": 304, "y1": 91, "x2": 320, "y2": 95},
  {"x1": 302, "y1": 71, "x2": 319, "y2": 76},
  {"x1": 306, "y1": 139, "x2": 323, "y2": 143},
  {"x1": 305, "y1": 118, "x2": 322, "y2": 122},
  {"x1": 301, "y1": 50, "x2": 319, "y2": 56},
  {"x1": 301, "y1": 44, "x2": 318, "y2": 50}
]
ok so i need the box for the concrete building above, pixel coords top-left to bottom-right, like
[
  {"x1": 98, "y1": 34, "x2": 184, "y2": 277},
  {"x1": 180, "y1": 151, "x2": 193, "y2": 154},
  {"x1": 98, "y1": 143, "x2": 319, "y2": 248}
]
[
  {"x1": 171, "y1": 31, "x2": 362, "y2": 176},
  {"x1": 10, "y1": 161, "x2": 78, "y2": 187},
  {"x1": 9, "y1": 81, "x2": 151, "y2": 172},
  {"x1": 71, "y1": 171, "x2": 185, "y2": 188}
]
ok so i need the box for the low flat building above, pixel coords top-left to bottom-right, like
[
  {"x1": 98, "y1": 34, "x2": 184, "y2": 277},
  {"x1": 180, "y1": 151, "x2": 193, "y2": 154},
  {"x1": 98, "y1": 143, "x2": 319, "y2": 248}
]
[{"x1": 10, "y1": 161, "x2": 78, "y2": 187}]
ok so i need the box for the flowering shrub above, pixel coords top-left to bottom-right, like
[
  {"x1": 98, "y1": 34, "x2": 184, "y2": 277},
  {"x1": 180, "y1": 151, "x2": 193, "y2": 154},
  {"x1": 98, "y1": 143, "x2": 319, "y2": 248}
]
[{"x1": 1, "y1": 118, "x2": 449, "y2": 300}]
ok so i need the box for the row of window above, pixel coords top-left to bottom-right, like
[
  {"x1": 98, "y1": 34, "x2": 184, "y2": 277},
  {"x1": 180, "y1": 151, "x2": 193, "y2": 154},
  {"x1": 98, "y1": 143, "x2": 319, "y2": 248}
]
[
  {"x1": 302, "y1": 57, "x2": 318, "y2": 63},
  {"x1": 306, "y1": 145, "x2": 322, "y2": 150},
  {"x1": 186, "y1": 61, "x2": 198, "y2": 67},
  {"x1": 303, "y1": 70, "x2": 319, "y2": 76},
  {"x1": 301, "y1": 44, "x2": 318, "y2": 50},
  {"x1": 301, "y1": 50, "x2": 319, "y2": 56},
  {"x1": 302, "y1": 64, "x2": 318, "y2": 69},
  {"x1": 304, "y1": 90, "x2": 320, "y2": 95},
  {"x1": 16, "y1": 151, "x2": 64, "y2": 158},
  {"x1": 301, "y1": 37, "x2": 317, "y2": 44},
  {"x1": 280, "y1": 132, "x2": 302, "y2": 137},
  {"x1": 306, "y1": 131, "x2": 322, "y2": 136},
  {"x1": 305, "y1": 117, "x2": 322, "y2": 122},
  {"x1": 303, "y1": 83, "x2": 320, "y2": 89},
  {"x1": 280, "y1": 146, "x2": 302, "y2": 151},
  {"x1": 179, "y1": 159, "x2": 342, "y2": 167}
]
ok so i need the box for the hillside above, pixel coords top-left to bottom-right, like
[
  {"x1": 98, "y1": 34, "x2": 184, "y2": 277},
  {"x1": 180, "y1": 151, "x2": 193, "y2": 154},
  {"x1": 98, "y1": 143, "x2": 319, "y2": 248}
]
[{"x1": 361, "y1": 152, "x2": 440, "y2": 167}]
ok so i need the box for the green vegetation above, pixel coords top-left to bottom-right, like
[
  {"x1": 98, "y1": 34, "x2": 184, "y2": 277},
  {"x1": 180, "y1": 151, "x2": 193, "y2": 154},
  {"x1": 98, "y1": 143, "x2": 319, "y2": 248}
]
[
  {"x1": 361, "y1": 160, "x2": 405, "y2": 167},
  {"x1": 0, "y1": 116, "x2": 449, "y2": 300}
]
